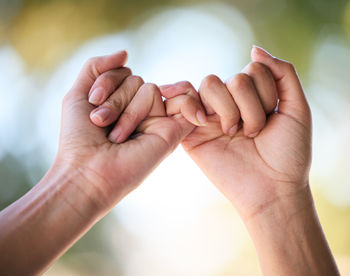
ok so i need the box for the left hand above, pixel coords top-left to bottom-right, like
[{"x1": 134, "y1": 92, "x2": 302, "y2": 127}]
[{"x1": 59, "y1": 51, "x2": 206, "y2": 212}]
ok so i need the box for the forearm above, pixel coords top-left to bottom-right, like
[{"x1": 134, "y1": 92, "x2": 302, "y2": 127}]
[
  {"x1": 244, "y1": 184, "x2": 339, "y2": 276},
  {"x1": 0, "y1": 161, "x2": 104, "y2": 275}
]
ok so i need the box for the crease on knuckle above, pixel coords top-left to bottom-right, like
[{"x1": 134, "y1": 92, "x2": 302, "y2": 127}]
[
  {"x1": 106, "y1": 95, "x2": 123, "y2": 111},
  {"x1": 123, "y1": 109, "x2": 138, "y2": 123}
]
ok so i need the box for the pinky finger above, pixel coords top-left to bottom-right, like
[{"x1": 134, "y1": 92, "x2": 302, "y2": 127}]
[
  {"x1": 160, "y1": 81, "x2": 207, "y2": 127},
  {"x1": 108, "y1": 83, "x2": 165, "y2": 143},
  {"x1": 165, "y1": 95, "x2": 207, "y2": 127}
]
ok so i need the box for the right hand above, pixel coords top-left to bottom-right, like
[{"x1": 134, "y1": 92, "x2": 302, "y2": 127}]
[{"x1": 161, "y1": 46, "x2": 312, "y2": 220}]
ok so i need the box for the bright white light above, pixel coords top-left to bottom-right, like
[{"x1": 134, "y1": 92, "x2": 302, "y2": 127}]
[
  {"x1": 0, "y1": 46, "x2": 39, "y2": 161},
  {"x1": 308, "y1": 38, "x2": 350, "y2": 205}
]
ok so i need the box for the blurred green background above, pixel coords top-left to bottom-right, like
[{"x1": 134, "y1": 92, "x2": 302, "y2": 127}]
[{"x1": 1, "y1": 0, "x2": 350, "y2": 275}]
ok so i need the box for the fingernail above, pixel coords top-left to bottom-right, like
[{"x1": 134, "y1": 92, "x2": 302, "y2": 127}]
[
  {"x1": 248, "y1": 131, "x2": 260, "y2": 138},
  {"x1": 196, "y1": 110, "x2": 207, "y2": 126},
  {"x1": 91, "y1": 108, "x2": 110, "y2": 124},
  {"x1": 89, "y1": 88, "x2": 104, "y2": 105},
  {"x1": 252, "y1": 45, "x2": 271, "y2": 58},
  {"x1": 109, "y1": 127, "x2": 122, "y2": 143},
  {"x1": 228, "y1": 124, "x2": 238, "y2": 136}
]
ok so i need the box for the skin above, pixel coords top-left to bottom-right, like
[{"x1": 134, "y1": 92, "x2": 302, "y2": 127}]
[
  {"x1": 0, "y1": 51, "x2": 202, "y2": 275},
  {"x1": 159, "y1": 46, "x2": 339, "y2": 275},
  {"x1": 0, "y1": 47, "x2": 339, "y2": 275}
]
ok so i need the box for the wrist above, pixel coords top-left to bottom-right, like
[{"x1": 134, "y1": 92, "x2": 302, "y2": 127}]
[
  {"x1": 40, "y1": 158, "x2": 108, "y2": 221},
  {"x1": 242, "y1": 183, "x2": 339, "y2": 275},
  {"x1": 243, "y1": 182, "x2": 314, "y2": 228}
]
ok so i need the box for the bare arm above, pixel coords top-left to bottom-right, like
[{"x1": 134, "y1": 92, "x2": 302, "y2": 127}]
[
  {"x1": 0, "y1": 50, "x2": 201, "y2": 275},
  {"x1": 161, "y1": 46, "x2": 339, "y2": 275}
]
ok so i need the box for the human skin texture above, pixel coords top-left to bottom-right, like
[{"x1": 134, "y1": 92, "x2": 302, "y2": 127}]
[
  {"x1": 0, "y1": 51, "x2": 204, "y2": 275},
  {"x1": 160, "y1": 46, "x2": 339, "y2": 276},
  {"x1": 0, "y1": 47, "x2": 339, "y2": 276}
]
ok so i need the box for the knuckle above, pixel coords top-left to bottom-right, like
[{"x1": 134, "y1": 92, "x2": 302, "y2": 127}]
[
  {"x1": 98, "y1": 72, "x2": 115, "y2": 87},
  {"x1": 282, "y1": 61, "x2": 296, "y2": 73},
  {"x1": 123, "y1": 109, "x2": 138, "y2": 122},
  {"x1": 84, "y1": 57, "x2": 100, "y2": 77},
  {"x1": 106, "y1": 95, "x2": 123, "y2": 110},
  {"x1": 201, "y1": 74, "x2": 221, "y2": 90},
  {"x1": 178, "y1": 81, "x2": 193, "y2": 89},
  {"x1": 127, "y1": 75, "x2": 144, "y2": 88},
  {"x1": 142, "y1": 82, "x2": 158, "y2": 91},
  {"x1": 121, "y1": 67, "x2": 132, "y2": 76},
  {"x1": 229, "y1": 73, "x2": 252, "y2": 91},
  {"x1": 84, "y1": 57, "x2": 99, "y2": 69},
  {"x1": 142, "y1": 83, "x2": 159, "y2": 96},
  {"x1": 248, "y1": 62, "x2": 268, "y2": 75},
  {"x1": 286, "y1": 62, "x2": 296, "y2": 73}
]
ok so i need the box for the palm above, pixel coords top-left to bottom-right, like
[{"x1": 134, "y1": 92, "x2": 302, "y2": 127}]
[
  {"x1": 182, "y1": 112, "x2": 311, "y2": 216},
  {"x1": 59, "y1": 99, "x2": 191, "y2": 204}
]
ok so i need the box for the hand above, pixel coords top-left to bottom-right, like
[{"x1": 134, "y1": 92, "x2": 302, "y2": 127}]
[
  {"x1": 0, "y1": 51, "x2": 207, "y2": 275},
  {"x1": 162, "y1": 47, "x2": 339, "y2": 276},
  {"x1": 161, "y1": 46, "x2": 311, "y2": 219},
  {"x1": 58, "y1": 51, "x2": 205, "y2": 213}
]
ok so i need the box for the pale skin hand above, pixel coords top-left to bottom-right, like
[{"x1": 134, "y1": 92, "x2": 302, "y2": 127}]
[
  {"x1": 161, "y1": 46, "x2": 339, "y2": 275},
  {"x1": 0, "y1": 51, "x2": 202, "y2": 275}
]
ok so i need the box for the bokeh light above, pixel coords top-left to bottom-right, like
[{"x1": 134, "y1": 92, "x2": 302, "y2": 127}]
[{"x1": 1, "y1": 0, "x2": 350, "y2": 275}]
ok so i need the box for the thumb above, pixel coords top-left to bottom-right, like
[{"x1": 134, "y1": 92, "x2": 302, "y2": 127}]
[
  {"x1": 71, "y1": 50, "x2": 128, "y2": 99},
  {"x1": 251, "y1": 46, "x2": 311, "y2": 125}
]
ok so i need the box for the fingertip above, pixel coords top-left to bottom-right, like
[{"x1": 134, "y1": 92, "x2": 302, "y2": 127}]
[
  {"x1": 108, "y1": 50, "x2": 128, "y2": 68},
  {"x1": 118, "y1": 50, "x2": 128, "y2": 63},
  {"x1": 228, "y1": 124, "x2": 238, "y2": 136},
  {"x1": 108, "y1": 126, "x2": 124, "y2": 144},
  {"x1": 90, "y1": 108, "x2": 111, "y2": 127},
  {"x1": 88, "y1": 87, "x2": 104, "y2": 105},
  {"x1": 251, "y1": 45, "x2": 273, "y2": 61}
]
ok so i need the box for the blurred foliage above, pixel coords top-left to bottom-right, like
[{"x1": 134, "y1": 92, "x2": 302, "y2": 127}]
[
  {"x1": 48, "y1": 212, "x2": 124, "y2": 275},
  {"x1": 0, "y1": 0, "x2": 348, "y2": 74},
  {"x1": 1, "y1": 0, "x2": 350, "y2": 275},
  {"x1": 0, "y1": 154, "x2": 32, "y2": 210},
  {"x1": 314, "y1": 190, "x2": 350, "y2": 255}
]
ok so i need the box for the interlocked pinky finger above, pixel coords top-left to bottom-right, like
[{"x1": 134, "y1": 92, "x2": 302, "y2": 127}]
[
  {"x1": 161, "y1": 81, "x2": 207, "y2": 126},
  {"x1": 108, "y1": 83, "x2": 165, "y2": 143}
]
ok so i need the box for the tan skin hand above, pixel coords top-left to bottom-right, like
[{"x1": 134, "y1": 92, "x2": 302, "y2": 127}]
[
  {"x1": 58, "y1": 51, "x2": 205, "y2": 212},
  {"x1": 160, "y1": 46, "x2": 312, "y2": 220}
]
